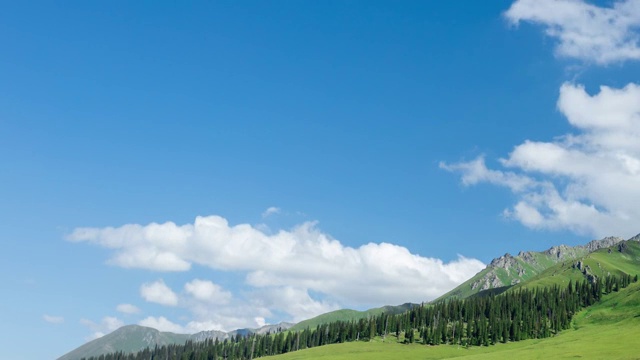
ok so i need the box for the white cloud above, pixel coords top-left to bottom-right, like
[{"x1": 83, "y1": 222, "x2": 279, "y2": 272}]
[
  {"x1": 505, "y1": 0, "x2": 640, "y2": 64},
  {"x1": 80, "y1": 316, "x2": 124, "y2": 340},
  {"x1": 254, "y1": 286, "x2": 340, "y2": 323},
  {"x1": 116, "y1": 303, "x2": 140, "y2": 314},
  {"x1": 139, "y1": 316, "x2": 229, "y2": 334},
  {"x1": 439, "y1": 156, "x2": 537, "y2": 192},
  {"x1": 443, "y1": 82, "x2": 640, "y2": 238},
  {"x1": 136, "y1": 279, "x2": 274, "y2": 333},
  {"x1": 184, "y1": 279, "x2": 232, "y2": 305},
  {"x1": 70, "y1": 216, "x2": 485, "y2": 332},
  {"x1": 254, "y1": 317, "x2": 266, "y2": 327},
  {"x1": 262, "y1": 206, "x2": 281, "y2": 218},
  {"x1": 140, "y1": 280, "x2": 179, "y2": 306},
  {"x1": 43, "y1": 314, "x2": 64, "y2": 324},
  {"x1": 139, "y1": 316, "x2": 187, "y2": 333},
  {"x1": 68, "y1": 223, "x2": 192, "y2": 271},
  {"x1": 70, "y1": 216, "x2": 484, "y2": 307}
]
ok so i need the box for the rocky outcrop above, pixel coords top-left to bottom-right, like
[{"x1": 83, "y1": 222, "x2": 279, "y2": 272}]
[
  {"x1": 618, "y1": 242, "x2": 629, "y2": 253},
  {"x1": 628, "y1": 233, "x2": 640, "y2": 242},
  {"x1": 572, "y1": 260, "x2": 598, "y2": 283},
  {"x1": 518, "y1": 251, "x2": 535, "y2": 263},
  {"x1": 582, "y1": 236, "x2": 624, "y2": 252},
  {"x1": 544, "y1": 244, "x2": 576, "y2": 260},
  {"x1": 490, "y1": 253, "x2": 518, "y2": 269},
  {"x1": 470, "y1": 253, "x2": 531, "y2": 291},
  {"x1": 470, "y1": 271, "x2": 503, "y2": 291}
]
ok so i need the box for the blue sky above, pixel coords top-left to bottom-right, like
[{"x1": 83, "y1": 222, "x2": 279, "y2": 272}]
[{"x1": 2, "y1": 1, "x2": 640, "y2": 358}]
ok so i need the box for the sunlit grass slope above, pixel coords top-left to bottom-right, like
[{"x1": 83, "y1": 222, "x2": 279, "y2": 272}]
[{"x1": 271, "y1": 281, "x2": 640, "y2": 360}]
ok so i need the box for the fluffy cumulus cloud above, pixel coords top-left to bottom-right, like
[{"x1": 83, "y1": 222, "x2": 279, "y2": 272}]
[
  {"x1": 184, "y1": 279, "x2": 232, "y2": 305},
  {"x1": 140, "y1": 280, "x2": 179, "y2": 306},
  {"x1": 80, "y1": 317, "x2": 124, "y2": 340},
  {"x1": 443, "y1": 82, "x2": 640, "y2": 238},
  {"x1": 69, "y1": 216, "x2": 485, "y2": 331},
  {"x1": 116, "y1": 303, "x2": 140, "y2": 314},
  {"x1": 505, "y1": 0, "x2": 640, "y2": 64},
  {"x1": 70, "y1": 217, "x2": 484, "y2": 305}
]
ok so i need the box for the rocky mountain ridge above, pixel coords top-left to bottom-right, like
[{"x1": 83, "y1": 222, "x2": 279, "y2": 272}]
[{"x1": 438, "y1": 234, "x2": 639, "y2": 301}]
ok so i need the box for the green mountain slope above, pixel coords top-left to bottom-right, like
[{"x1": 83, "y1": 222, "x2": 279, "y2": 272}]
[
  {"x1": 58, "y1": 325, "x2": 190, "y2": 360},
  {"x1": 289, "y1": 303, "x2": 414, "y2": 332},
  {"x1": 270, "y1": 278, "x2": 640, "y2": 360},
  {"x1": 436, "y1": 235, "x2": 634, "y2": 301}
]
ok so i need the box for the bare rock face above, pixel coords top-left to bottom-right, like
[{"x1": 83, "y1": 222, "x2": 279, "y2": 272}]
[
  {"x1": 582, "y1": 236, "x2": 624, "y2": 252},
  {"x1": 490, "y1": 253, "x2": 518, "y2": 269},
  {"x1": 618, "y1": 242, "x2": 629, "y2": 253},
  {"x1": 629, "y1": 233, "x2": 640, "y2": 242},
  {"x1": 518, "y1": 251, "x2": 535, "y2": 263},
  {"x1": 573, "y1": 260, "x2": 584, "y2": 271},
  {"x1": 544, "y1": 245, "x2": 572, "y2": 260},
  {"x1": 470, "y1": 271, "x2": 504, "y2": 291}
]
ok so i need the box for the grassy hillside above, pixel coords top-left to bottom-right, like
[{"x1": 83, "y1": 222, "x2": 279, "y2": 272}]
[
  {"x1": 269, "y1": 281, "x2": 640, "y2": 360},
  {"x1": 58, "y1": 325, "x2": 190, "y2": 360},
  {"x1": 288, "y1": 304, "x2": 414, "y2": 332}
]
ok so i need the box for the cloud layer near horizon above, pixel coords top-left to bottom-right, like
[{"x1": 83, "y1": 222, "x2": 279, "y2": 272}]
[
  {"x1": 442, "y1": 82, "x2": 640, "y2": 238},
  {"x1": 69, "y1": 215, "x2": 484, "y2": 333}
]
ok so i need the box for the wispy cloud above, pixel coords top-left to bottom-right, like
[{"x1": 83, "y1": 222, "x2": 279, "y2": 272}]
[
  {"x1": 80, "y1": 317, "x2": 124, "y2": 340},
  {"x1": 262, "y1": 206, "x2": 281, "y2": 218},
  {"x1": 116, "y1": 303, "x2": 140, "y2": 314},
  {"x1": 505, "y1": 0, "x2": 640, "y2": 64},
  {"x1": 43, "y1": 314, "x2": 64, "y2": 324}
]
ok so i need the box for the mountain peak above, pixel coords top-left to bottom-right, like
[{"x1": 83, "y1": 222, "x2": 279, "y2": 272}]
[{"x1": 489, "y1": 253, "x2": 517, "y2": 269}]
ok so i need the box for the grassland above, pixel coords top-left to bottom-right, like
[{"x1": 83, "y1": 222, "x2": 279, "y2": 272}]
[{"x1": 270, "y1": 281, "x2": 640, "y2": 360}]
